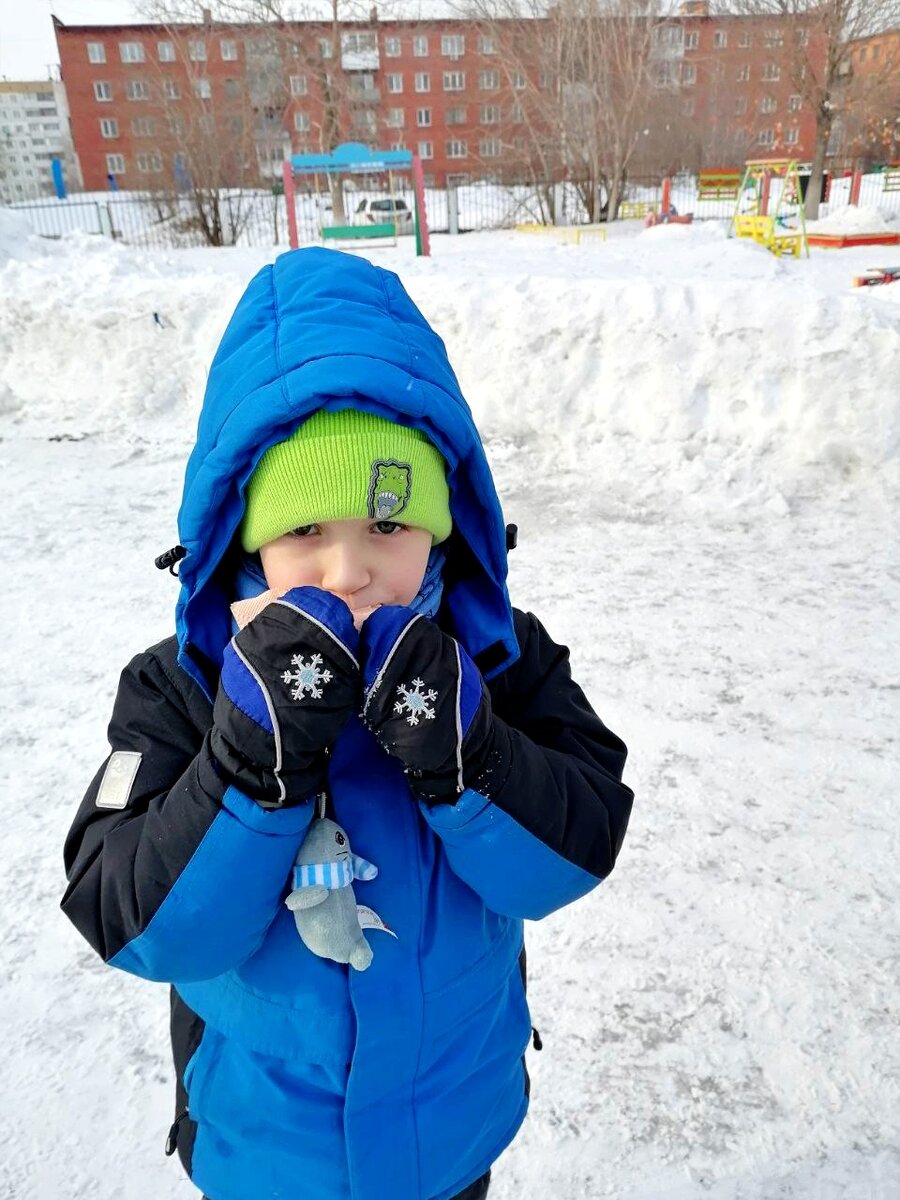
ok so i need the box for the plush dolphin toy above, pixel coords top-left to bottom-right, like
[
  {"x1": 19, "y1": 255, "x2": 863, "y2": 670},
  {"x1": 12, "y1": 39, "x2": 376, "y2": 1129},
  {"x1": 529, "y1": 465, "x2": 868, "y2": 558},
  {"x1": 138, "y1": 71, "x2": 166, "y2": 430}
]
[{"x1": 285, "y1": 813, "x2": 388, "y2": 971}]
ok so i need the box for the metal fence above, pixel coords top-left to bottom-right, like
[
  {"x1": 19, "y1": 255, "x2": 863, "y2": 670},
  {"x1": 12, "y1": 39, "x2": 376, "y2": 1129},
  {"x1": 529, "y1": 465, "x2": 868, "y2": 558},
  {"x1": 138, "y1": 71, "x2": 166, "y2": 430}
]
[{"x1": 5, "y1": 170, "x2": 900, "y2": 250}]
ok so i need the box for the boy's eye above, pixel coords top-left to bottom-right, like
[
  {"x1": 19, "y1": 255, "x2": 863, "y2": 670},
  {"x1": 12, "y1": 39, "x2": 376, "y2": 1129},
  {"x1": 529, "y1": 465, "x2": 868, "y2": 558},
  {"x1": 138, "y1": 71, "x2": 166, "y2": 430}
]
[
  {"x1": 373, "y1": 521, "x2": 404, "y2": 535},
  {"x1": 289, "y1": 525, "x2": 317, "y2": 538}
]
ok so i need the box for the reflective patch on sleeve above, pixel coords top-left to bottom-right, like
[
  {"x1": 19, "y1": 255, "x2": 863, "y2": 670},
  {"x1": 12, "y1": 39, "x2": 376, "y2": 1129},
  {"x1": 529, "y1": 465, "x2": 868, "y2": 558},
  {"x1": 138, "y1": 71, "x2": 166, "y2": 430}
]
[{"x1": 95, "y1": 751, "x2": 142, "y2": 810}]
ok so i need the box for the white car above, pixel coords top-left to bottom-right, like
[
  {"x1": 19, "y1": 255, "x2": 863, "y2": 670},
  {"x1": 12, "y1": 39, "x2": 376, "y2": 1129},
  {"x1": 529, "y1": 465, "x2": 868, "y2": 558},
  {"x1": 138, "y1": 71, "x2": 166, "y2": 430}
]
[{"x1": 355, "y1": 197, "x2": 414, "y2": 232}]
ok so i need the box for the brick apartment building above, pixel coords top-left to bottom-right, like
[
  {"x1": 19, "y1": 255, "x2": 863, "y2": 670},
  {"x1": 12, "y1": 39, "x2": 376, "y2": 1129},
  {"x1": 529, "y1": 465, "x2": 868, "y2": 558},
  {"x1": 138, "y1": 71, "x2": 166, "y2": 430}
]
[{"x1": 53, "y1": 6, "x2": 824, "y2": 196}]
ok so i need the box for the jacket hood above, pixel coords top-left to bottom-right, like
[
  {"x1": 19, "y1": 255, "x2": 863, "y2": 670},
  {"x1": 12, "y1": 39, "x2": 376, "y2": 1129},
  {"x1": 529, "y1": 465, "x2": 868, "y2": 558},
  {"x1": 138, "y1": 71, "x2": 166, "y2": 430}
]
[{"x1": 175, "y1": 246, "x2": 517, "y2": 699}]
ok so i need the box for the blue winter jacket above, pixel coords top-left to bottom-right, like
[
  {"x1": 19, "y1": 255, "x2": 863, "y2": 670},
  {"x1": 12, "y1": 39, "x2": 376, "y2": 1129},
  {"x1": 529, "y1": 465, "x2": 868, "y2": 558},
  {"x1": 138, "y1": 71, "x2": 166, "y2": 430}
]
[{"x1": 62, "y1": 248, "x2": 633, "y2": 1200}]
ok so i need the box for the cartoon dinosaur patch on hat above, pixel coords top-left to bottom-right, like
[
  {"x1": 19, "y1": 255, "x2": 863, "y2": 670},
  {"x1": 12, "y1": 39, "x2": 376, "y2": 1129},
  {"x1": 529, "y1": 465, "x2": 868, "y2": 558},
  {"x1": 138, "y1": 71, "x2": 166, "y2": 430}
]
[{"x1": 368, "y1": 460, "x2": 412, "y2": 521}]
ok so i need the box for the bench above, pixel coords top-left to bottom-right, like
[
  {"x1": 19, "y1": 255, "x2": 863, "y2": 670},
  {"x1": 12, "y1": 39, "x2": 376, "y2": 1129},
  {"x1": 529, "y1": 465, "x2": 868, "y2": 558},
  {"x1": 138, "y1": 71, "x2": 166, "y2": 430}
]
[
  {"x1": 883, "y1": 168, "x2": 900, "y2": 193},
  {"x1": 619, "y1": 200, "x2": 656, "y2": 220},
  {"x1": 698, "y1": 169, "x2": 741, "y2": 201},
  {"x1": 733, "y1": 214, "x2": 802, "y2": 257},
  {"x1": 321, "y1": 222, "x2": 397, "y2": 241}
]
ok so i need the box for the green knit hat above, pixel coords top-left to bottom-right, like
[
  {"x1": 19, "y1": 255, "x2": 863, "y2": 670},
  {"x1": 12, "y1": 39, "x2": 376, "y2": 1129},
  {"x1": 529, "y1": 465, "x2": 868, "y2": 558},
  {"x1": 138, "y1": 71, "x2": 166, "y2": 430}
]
[{"x1": 240, "y1": 408, "x2": 452, "y2": 552}]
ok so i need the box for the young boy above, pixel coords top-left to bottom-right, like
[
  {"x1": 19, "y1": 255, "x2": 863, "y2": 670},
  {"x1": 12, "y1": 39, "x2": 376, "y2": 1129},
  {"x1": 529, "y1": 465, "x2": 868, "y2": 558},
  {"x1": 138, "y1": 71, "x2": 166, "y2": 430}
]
[{"x1": 62, "y1": 247, "x2": 633, "y2": 1200}]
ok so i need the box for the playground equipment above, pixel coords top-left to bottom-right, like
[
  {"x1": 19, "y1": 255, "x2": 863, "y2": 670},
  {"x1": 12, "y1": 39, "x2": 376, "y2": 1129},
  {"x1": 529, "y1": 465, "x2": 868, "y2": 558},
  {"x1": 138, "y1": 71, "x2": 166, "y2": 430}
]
[
  {"x1": 515, "y1": 222, "x2": 607, "y2": 243},
  {"x1": 619, "y1": 200, "x2": 656, "y2": 220},
  {"x1": 729, "y1": 159, "x2": 809, "y2": 258},
  {"x1": 883, "y1": 166, "x2": 900, "y2": 193},
  {"x1": 697, "y1": 169, "x2": 742, "y2": 202},
  {"x1": 853, "y1": 265, "x2": 900, "y2": 288},
  {"x1": 282, "y1": 142, "x2": 431, "y2": 256}
]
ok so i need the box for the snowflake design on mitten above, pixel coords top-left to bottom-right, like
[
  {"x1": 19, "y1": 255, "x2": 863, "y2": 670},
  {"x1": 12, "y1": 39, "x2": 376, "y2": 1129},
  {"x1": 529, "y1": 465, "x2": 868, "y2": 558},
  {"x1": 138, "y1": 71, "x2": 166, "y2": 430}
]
[
  {"x1": 282, "y1": 653, "x2": 333, "y2": 700},
  {"x1": 394, "y1": 678, "x2": 438, "y2": 726}
]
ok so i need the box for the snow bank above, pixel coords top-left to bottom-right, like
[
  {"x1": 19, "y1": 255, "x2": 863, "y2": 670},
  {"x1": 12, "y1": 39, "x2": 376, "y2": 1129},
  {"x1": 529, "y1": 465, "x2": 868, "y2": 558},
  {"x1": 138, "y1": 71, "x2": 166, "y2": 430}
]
[
  {"x1": 806, "y1": 204, "x2": 897, "y2": 235},
  {"x1": 2, "y1": 223, "x2": 899, "y2": 513}
]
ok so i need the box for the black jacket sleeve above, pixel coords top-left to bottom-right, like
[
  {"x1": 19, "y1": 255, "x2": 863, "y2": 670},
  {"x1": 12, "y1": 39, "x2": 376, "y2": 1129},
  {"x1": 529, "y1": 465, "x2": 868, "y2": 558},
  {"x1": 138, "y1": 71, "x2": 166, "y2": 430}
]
[
  {"x1": 61, "y1": 639, "x2": 313, "y2": 983},
  {"x1": 419, "y1": 609, "x2": 633, "y2": 920}
]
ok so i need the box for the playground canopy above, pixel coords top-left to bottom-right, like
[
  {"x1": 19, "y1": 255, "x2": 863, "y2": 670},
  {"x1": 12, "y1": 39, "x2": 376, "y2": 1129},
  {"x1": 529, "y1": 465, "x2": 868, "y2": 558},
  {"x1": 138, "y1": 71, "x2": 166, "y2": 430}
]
[{"x1": 282, "y1": 142, "x2": 430, "y2": 256}]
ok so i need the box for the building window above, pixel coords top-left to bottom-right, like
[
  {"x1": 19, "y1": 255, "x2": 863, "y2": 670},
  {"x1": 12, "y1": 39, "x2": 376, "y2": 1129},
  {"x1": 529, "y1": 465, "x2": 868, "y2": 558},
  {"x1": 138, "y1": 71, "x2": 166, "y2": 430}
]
[
  {"x1": 414, "y1": 72, "x2": 430, "y2": 92},
  {"x1": 158, "y1": 40, "x2": 175, "y2": 62},
  {"x1": 386, "y1": 108, "x2": 405, "y2": 127},
  {"x1": 478, "y1": 35, "x2": 496, "y2": 54},
  {"x1": 418, "y1": 140, "x2": 433, "y2": 159},
  {"x1": 320, "y1": 39, "x2": 333, "y2": 59},
  {"x1": 441, "y1": 34, "x2": 465, "y2": 57},
  {"x1": 294, "y1": 112, "x2": 310, "y2": 132},
  {"x1": 194, "y1": 79, "x2": 212, "y2": 99},
  {"x1": 387, "y1": 73, "x2": 403, "y2": 93},
  {"x1": 288, "y1": 74, "x2": 307, "y2": 97},
  {"x1": 221, "y1": 39, "x2": 238, "y2": 61},
  {"x1": 447, "y1": 139, "x2": 467, "y2": 158},
  {"x1": 683, "y1": 98, "x2": 695, "y2": 116},
  {"x1": 87, "y1": 42, "x2": 106, "y2": 64},
  {"x1": 224, "y1": 78, "x2": 241, "y2": 98},
  {"x1": 737, "y1": 64, "x2": 750, "y2": 82},
  {"x1": 764, "y1": 31, "x2": 784, "y2": 49},
  {"x1": 758, "y1": 128, "x2": 774, "y2": 146},
  {"x1": 479, "y1": 69, "x2": 500, "y2": 90},
  {"x1": 443, "y1": 71, "x2": 465, "y2": 91},
  {"x1": 785, "y1": 127, "x2": 799, "y2": 145},
  {"x1": 189, "y1": 40, "x2": 207, "y2": 62},
  {"x1": 762, "y1": 63, "x2": 781, "y2": 81},
  {"x1": 684, "y1": 31, "x2": 699, "y2": 50},
  {"x1": 480, "y1": 103, "x2": 500, "y2": 123},
  {"x1": 93, "y1": 82, "x2": 112, "y2": 102},
  {"x1": 413, "y1": 36, "x2": 428, "y2": 57},
  {"x1": 788, "y1": 94, "x2": 802, "y2": 112},
  {"x1": 797, "y1": 29, "x2": 809, "y2": 47},
  {"x1": 119, "y1": 42, "x2": 145, "y2": 63},
  {"x1": 105, "y1": 153, "x2": 126, "y2": 174},
  {"x1": 682, "y1": 63, "x2": 697, "y2": 85},
  {"x1": 416, "y1": 107, "x2": 431, "y2": 126},
  {"x1": 735, "y1": 96, "x2": 747, "y2": 114},
  {"x1": 163, "y1": 80, "x2": 180, "y2": 100},
  {"x1": 137, "y1": 152, "x2": 163, "y2": 173},
  {"x1": 760, "y1": 95, "x2": 777, "y2": 114},
  {"x1": 510, "y1": 100, "x2": 524, "y2": 123},
  {"x1": 132, "y1": 117, "x2": 156, "y2": 136},
  {"x1": 446, "y1": 106, "x2": 466, "y2": 124},
  {"x1": 479, "y1": 137, "x2": 500, "y2": 157},
  {"x1": 126, "y1": 80, "x2": 150, "y2": 100},
  {"x1": 714, "y1": 31, "x2": 727, "y2": 48},
  {"x1": 99, "y1": 118, "x2": 119, "y2": 139},
  {"x1": 511, "y1": 70, "x2": 527, "y2": 90},
  {"x1": 385, "y1": 36, "x2": 401, "y2": 57},
  {"x1": 738, "y1": 32, "x2": 751, "y2": 48}
]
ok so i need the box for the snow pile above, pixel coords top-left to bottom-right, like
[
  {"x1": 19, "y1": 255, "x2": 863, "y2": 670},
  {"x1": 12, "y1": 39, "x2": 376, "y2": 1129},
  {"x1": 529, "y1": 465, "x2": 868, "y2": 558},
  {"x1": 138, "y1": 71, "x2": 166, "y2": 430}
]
[
  {"x1": 807, "y1": 204, "x2": 898, "y2": 236},
  {"x1": 0, "y1": 205, "x2": 50, "y2": 265},
  {"x1": 2, "y1": 224, "x2": 899, "y2": 515}
]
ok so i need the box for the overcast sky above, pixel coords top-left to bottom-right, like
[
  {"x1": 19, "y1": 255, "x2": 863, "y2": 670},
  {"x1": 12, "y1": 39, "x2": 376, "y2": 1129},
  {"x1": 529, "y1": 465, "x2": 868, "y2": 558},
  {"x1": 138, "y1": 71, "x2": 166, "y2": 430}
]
[{"x1": 0, "y1": 1, "x2": 144, "y2": 80}]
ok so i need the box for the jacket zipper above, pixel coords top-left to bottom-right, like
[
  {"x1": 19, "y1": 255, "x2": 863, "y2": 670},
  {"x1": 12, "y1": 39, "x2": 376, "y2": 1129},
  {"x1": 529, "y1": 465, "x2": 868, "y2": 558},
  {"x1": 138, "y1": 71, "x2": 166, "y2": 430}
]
[{"x1": 165, "y1": 1109, "x2": 189, "y2": 1157}]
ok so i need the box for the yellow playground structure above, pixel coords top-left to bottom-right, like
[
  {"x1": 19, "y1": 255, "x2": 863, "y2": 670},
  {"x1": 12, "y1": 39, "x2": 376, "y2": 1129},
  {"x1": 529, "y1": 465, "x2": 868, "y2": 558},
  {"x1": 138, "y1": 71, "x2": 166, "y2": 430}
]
[{"x1": 730, "y1": 159, "x2": 809, "y2": 258}]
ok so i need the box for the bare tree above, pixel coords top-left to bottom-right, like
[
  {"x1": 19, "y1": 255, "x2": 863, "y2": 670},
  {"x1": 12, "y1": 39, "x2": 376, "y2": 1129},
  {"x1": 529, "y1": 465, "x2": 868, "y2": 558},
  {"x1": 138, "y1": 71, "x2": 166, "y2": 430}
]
[
  {"x1": 720, "y1": 0, "x2": 900, "y2": 218},
  {"x1": 462, "y1": 0, "x2": 687, "y2": 221}
]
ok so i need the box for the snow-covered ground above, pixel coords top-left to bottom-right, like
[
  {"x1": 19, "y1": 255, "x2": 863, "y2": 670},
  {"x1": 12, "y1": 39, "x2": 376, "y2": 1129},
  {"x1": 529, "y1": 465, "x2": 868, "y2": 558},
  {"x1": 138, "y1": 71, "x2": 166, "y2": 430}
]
[{"x1": 1, "y1": 215, "x2": 898, "y2": 1199}]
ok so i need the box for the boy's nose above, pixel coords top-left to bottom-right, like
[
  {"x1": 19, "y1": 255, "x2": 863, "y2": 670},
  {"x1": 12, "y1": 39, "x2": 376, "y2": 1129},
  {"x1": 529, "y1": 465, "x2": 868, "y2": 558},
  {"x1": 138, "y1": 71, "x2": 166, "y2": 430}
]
[{"x1": 320, "y1": 544, "x2": 370, "y2": 598}]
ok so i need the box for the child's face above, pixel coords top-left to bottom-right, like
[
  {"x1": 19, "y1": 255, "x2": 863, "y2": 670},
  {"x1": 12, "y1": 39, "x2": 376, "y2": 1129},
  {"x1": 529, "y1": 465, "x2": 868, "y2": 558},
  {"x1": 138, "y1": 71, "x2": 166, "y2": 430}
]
[{"x1": 259, "y1": 518, "x2": 433, "y2": 626}]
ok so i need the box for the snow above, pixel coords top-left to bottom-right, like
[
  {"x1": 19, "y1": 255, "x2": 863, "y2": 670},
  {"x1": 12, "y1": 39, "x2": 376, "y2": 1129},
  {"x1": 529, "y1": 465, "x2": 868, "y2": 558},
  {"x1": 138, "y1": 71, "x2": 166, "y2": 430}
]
[
  {"x1": 2, "y1": 223, "x2": 898, "y2": 1199},
  {"x1": 806, "y1": 204, "x2": 898, "y2": 236}
]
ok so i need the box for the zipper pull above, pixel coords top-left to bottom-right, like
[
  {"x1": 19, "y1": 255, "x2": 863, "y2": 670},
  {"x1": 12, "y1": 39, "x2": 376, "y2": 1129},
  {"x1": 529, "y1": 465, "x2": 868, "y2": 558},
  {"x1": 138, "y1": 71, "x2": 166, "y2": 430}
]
[
  {"x1": 165, "y1": 1110, "x2": 189, "y2": 1157},
  {"x1": 531, "y1": 1026, "x2": 543, "y2": 1051}
]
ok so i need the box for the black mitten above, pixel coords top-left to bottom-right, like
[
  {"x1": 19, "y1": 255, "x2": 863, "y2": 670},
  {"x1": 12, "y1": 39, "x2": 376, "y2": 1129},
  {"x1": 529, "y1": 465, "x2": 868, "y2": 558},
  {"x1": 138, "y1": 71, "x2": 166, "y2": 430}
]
[
  {"x1": 359, "y1": 608, "x2": 511, "y2": 804},
  {"x1": 210, "y1": 587, "x2": 360, "y2": 808}
]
